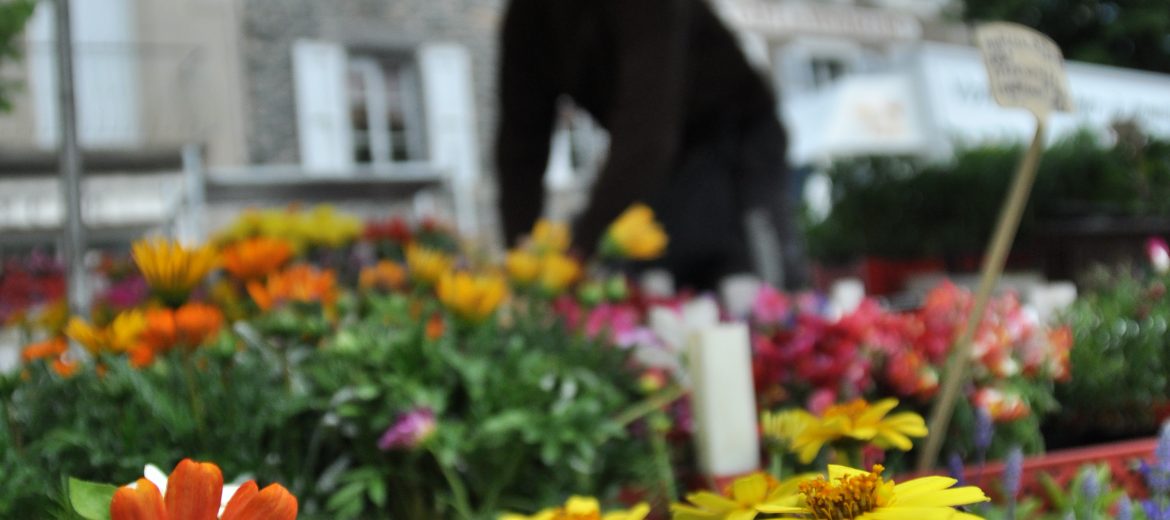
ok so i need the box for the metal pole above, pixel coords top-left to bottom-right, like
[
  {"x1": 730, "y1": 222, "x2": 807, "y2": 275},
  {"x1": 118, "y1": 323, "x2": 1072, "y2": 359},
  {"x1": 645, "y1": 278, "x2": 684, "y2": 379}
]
[{"x1": 54, "y1": 0, "x2": 87, "y2": 317}]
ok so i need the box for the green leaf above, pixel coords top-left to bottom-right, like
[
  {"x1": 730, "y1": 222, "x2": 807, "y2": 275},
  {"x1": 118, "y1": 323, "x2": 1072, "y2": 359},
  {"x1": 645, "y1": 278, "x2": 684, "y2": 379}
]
[{"x1": 68, "y1": 477, "x2": 117, "y2": 520}]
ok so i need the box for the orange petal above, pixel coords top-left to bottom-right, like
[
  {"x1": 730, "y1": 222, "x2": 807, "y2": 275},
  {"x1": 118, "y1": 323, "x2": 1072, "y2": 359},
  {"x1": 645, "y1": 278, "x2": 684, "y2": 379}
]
[
  {"x1": 110, "y1": 478, "x2": 167, "y2": 520},
  {"x1": 164, "y1": 459, "x2": 223, "y2": 520},
  {"x1": 220, "y1": 480, "x2": 258, "y2": 520},
  {"x1": 221, "y1": 483, "x2": 297, "y2": 520}
]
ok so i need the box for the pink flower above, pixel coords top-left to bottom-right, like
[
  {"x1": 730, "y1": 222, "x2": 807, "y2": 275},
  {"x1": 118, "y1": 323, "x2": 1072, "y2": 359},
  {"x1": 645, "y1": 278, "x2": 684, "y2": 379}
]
[
  {"x1": 584, "y1": 304, "x2": 640, "y2": 344},
  {"x1": 1148, "y1": 237, "x2": 1170, "y2": 273},
  {"x1": 378, "y1": 408, "x2": 437, "y2": 450},
  {"x1": 806, "y1": 388, "x2": 838, "y2": 415},
  {"x1": 751, "y1": 285, "x2": 791, "y2": 326}
]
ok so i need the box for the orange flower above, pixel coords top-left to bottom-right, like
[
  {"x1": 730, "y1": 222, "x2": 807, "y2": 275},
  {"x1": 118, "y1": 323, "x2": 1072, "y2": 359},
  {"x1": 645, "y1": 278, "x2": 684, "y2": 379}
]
[
  {"x1": 21, "y1": 337, "x2": 68, "y2": 362},
  {"x1": 52, "y1": 357, "x2": 80, "y2": 378},
  {"x1": 175, "y1": 303, "x2": 224, "y2": 348},
  {"x1": 139, "y1": 303, "x2": 224, "y2": 357},
  {"x1": 246, "y1": 265, "x2": 338, "y2": 311},
  {"x1": 437, "y1": 271, "x2": 508, "y2": 322},
  {"x1": 132, "y1": 238, "x2": 218, "y2": 306},
  {"x1": 359, "y1": 260, "x2": 407, "y2": 292},
  {"x1": 221, "y1": 237, "x2": 294, "y2": 281},
  {"x1": 111, "y1": 459, "x2": 297, "y2": 520},
  {"x1": 425, "y1": 314, "x2": 445, "y2": 340}
]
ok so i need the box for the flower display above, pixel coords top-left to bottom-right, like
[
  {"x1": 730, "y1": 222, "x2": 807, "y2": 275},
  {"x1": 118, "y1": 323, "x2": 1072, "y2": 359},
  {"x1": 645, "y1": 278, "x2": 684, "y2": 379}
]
[
  {"x1": 132, "y1": 238, "x2": 218, "y2": 306},
  {"x1": 437, "y1": 271, "x2": 508, "y2": 322},
  {"x1": 220, "y1": 237, "x2": 294, "y2": 281},
  {"x1": 110, "y1": 459, "x2": 297, "y2": 520},
  {"x1": 758, "y1": 464, "x2": 989, "y2": 519},
  {"x1": 502, "y1": 496, "x2": 649, "y2": 520},
  {"x1": 601, "y1": 204, "x2": 668, "y2": 260}
]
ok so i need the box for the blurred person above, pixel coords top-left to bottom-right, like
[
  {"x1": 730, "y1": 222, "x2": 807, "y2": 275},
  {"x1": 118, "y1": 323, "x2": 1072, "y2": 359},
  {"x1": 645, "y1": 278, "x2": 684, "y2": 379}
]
[{"x1": 495, "y1": 0, "x2": 808, "y2": 290}]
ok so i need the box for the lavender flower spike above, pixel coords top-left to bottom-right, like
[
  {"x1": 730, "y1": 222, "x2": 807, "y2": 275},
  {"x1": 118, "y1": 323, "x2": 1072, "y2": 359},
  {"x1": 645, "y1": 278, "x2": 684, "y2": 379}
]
[
  {"x1": 974, "y1": 408, "x2": 994, "y2": 455},
  {"x1": 1002, "y1": 446, "x2": 1024, "y2": 500},
  {"x1": 1117, "y1": 494, "x2": 1133, "y2": 520}
]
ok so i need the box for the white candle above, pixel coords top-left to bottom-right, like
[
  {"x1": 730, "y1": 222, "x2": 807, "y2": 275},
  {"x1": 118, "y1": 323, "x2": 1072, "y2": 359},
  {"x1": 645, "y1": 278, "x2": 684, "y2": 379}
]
[{"x1": 687, "y1": 322, "x2": 760, "y2": 477}]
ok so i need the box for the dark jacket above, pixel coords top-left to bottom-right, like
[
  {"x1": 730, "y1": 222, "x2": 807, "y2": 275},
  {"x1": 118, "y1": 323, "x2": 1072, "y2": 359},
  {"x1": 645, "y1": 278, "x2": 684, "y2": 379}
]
[{"x1": 496, "y1": 0, "x2": 798, "y2": 286}]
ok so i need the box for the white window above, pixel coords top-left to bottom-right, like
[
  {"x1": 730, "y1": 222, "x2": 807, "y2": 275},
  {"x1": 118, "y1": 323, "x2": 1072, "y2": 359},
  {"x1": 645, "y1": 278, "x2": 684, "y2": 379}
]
[{"x1": 346, "y1": 53, "x2": 427, "y2": 164}]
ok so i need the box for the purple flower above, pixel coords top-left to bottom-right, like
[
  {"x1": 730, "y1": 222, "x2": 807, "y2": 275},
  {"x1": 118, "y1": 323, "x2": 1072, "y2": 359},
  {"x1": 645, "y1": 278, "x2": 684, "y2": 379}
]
[
  {"x1": 1002, "y1": 446, "x2": 1024, "y2": 500},
  {"x1": 378, "y1": 408, "x2": 436, "y2": 451},
  {"x1": 947, "y1": 453, "x2": 967, "y2": 486},
  {"x1": 974, "y1": 408, "x2": 994, "y2": 456},
  {"x1": 1143, "y1": 500, "x2": 1170, "y2": 520},
  {"x1": 1080, "y1": 466, "x2": 1100, "y2": 503},
  {"x1": 1117, "y1": 494, "x2": 1132, "y2": 520}
]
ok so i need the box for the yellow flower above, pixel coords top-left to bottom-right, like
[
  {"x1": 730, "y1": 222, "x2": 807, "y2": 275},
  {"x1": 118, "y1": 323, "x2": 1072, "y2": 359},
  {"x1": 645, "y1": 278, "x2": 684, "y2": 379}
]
[
  {"x1": 299, "y1": 204, "x2": 362, "y2": 249},
  {"x1": 531, "y1": 219, "x2": 571, "y2": 254},
  {"x1": 501, "y1": 496, "x2": 649, "y2": 520},
  {"x1": 672, "y1": 471, "x2": 810, "y2": 520},
  {"x1": 505, "y1": 249, "x2": 542, "y2": 285},
  {"x1": 602, "y1": 204, "x2": 668, "y2": 260},
  {"x1": 758, "y1": 464, "x2": 989, "y2": 519},
  {"x1": 539, "y1": 253, "x2": 581, "y2": 294},
  {"x1": 132, "y1": 238, "x2": 218, "y2": 306},
  {"x1": 437, "y1": 271, "x2": 507, "y2": 322},
  {"x1": 789, "y1": 398, "x2": 928, "y2": 464},
  {"x1": 65, "y1": 310, "x2": 147, "y2": 355},
  {"x1": 407, "y1": 244, "x2": 454, "y2": 285},
  {"x1": 761, "y1": 409, "x2": 810, "y2": 448}
]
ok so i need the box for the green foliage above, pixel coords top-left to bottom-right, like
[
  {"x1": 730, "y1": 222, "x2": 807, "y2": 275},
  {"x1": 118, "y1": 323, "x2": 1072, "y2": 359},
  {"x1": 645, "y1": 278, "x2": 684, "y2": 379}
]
[
  {"x1": 1051, "y1": 266, "x2": 1170, "y2": 443},
  {"x1": 67, "y1": 478, "x2": 116, "y2": 520},
  {"x1": 304, "y1": 293, "x2": 658, "y2": 518},
  {"x1": 805, "y1": 130, "x2": 1170, "y2": 263},
  {"x1": 964, "y1": 0, "x2": 1170, "y2": 74},
  {"x1": 0, "y1": 337, "x2": 316, "y2": 518},
  {"x1": 0, "y1": 0, "x2": 35, "y2": 112}
]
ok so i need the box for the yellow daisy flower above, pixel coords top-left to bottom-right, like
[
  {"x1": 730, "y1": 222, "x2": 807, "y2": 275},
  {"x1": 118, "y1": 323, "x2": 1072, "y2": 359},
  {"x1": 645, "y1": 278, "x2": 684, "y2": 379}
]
[
  {"x1": 539, "y1": 253, "x2": 581, "y2": 295},
  {"x1": 790, "y1": 398, "x2": 928, "y2": 464},
  {"x1": 65, "y1": 310, "x2": 147, "y2": 355},
  {"x1": 602, "y1": 204, "x2": 668, "y2": 260},
  {"x1": 505, "y1": 249, "x2": 542, "y2": 285},
  {"x1": 501, "y1": 496, "x2": 649, "y2": 520},
  {"x1": 531, "y1": 219, "x2": 571, "y2": 254},
  {"x1": 672, "y1": 471, "x2": 810, "y2": 520},
  {"x1": 759, "y1": 464, "x2": 989, "y2": 519},
  {"x1": 437, "y1": 271, "x2": 508, "y2": 322},
  {"x1": 407, "y1": 244, "x2": 454, "y2": 285},
  {"x1": 132, "y1": 238, "x2": 218, "y2": 306},
  {"x1": 761, "y1": 409, "x2": 810, "y2": 448}
]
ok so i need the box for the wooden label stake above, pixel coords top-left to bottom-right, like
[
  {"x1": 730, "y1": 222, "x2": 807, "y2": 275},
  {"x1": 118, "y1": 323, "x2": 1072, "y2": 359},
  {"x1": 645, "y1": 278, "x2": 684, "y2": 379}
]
[{"x1": 918, "y1": 23, "x2": 1073, "y2": 472}]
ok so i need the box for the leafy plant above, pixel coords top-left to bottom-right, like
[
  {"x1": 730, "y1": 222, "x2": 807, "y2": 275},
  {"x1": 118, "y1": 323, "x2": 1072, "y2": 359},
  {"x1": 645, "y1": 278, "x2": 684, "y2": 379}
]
[{"x1": 0, "y1": 0, "x2": 35, "y2": 112}]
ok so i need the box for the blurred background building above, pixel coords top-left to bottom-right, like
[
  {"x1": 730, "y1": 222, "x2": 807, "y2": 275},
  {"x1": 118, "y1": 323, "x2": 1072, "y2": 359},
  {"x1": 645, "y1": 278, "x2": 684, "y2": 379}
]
[{"x1": 2, "y1": 0, "x2": 1169, "y2": 253}]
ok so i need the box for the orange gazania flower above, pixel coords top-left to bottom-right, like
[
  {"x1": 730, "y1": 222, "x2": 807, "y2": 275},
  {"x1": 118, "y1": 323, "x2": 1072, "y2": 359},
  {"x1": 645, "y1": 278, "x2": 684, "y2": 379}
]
[
  {"x1": 65, "y1": 311, "x2": 147, "y2": 355},
  {"x1": 246, "y1": 264, "x2": 338, "y2": 311},
  {"x1": 437, "y1": 271, "x2": 508, "y2": 322},
  {"x1": 220, "y1": 237, "x2": 294, "y2": 281},
  {"x1": 110, "y1": 458, "x2": 298, "y2": 520},
  {"x1": 359, "y1": 260, "x2": 407, "y2": 292},
  {"x1": 21, "y1": 336, "x2": 68, "y2": 362},
  {"x1": 52, "y1": 357, "x2": 80, "y2": 378},
  {"x1": 139, "y1": 303, "x2": 225, "y2": 357}
]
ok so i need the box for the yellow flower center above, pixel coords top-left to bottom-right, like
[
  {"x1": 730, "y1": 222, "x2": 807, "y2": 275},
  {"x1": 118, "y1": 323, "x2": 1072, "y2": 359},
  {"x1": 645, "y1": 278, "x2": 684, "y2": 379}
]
[
  {"x1": 800, "y1": 465, "x2": 885, "y2": 520},
  {"x1": 823, "y1": 399, "x2": 868, "y2": 420}
]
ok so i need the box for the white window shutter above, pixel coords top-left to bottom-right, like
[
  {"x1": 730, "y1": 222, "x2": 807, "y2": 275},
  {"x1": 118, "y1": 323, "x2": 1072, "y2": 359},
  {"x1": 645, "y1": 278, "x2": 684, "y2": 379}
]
[
  {"x1": 418, "y1": 43, "x2": 481, "y2": 235},
  {"x1": 293, "y1": 39, "x2": 353, "y2": 175}
]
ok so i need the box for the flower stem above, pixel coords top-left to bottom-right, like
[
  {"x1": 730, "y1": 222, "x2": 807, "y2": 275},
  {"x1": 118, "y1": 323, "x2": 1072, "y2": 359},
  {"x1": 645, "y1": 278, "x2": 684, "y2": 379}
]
[
  {"x1": 181, "y1": 353, "x2": 207, "y2": 442},
  {"x1": 433, "y1": 450, "x2": 474, "y2": 519}
]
